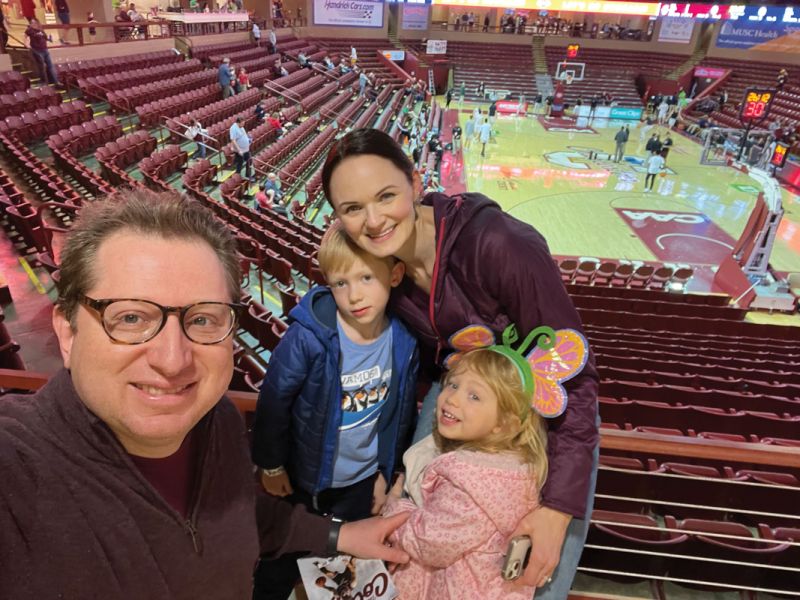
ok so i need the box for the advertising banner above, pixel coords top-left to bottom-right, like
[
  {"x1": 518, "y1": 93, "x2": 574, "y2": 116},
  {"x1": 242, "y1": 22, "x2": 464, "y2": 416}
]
[
  {"x1": 401, "y1": 4, "x2": 429, "y2": 30},
  {"x1": 694, "y1": 66, "x2": 726, "y2": 78},
  {"x1": 609, "y1": 106, "x2": 644, "y2": 120},
  {"x1": 716, "y1": 19, "x2": 800, "y2": 52},
  {"x1": 313, "y1": 0, "x2": 384, "y2": 28},
  {"x1": 426, "y1": 39, "x2": 447, "y2": 54},
  {"x1": 657, "y1": 16, "x2": 694, "y2": 43}
]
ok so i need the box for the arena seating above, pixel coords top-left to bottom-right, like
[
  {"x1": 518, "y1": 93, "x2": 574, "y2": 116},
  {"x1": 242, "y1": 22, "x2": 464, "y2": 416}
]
[
  {"x1": 0, "y1": 87, "x2": 61, "y2": 119},
  {"x1": 0, "y1": 71, "x2": 30, "y2": 93},
  {"x1": 78, "y1": 59, "x2": 204, "y2": 101},
  {"x1": 57, "y1": 50, "x2": 184, "y2": 89}
]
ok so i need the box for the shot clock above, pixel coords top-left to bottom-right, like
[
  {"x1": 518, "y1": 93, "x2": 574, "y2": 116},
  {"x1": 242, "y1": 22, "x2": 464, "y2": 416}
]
[{"x1": 739, "y1": 88, "x2": 776, "y2": 124}]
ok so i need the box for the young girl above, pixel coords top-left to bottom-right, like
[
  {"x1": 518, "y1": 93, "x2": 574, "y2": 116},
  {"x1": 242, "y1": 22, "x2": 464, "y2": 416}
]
[{"x1": 384, "y1": 347, "x2": 549, "y2": 600}]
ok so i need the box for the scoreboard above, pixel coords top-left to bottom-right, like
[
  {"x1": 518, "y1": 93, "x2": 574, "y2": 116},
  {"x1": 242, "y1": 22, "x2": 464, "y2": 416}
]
[{"x1": 739, "y1": 88, "x2": 775, "y2": 123}]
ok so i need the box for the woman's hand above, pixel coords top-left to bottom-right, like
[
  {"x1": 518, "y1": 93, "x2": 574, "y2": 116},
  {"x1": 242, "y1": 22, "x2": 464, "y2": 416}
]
[
  {"x1": 510, "y1": 506, "x2": 572, "y2": 588},
  {"x1": 260, "y1": 469, "x2": 293, "y2": 497}
]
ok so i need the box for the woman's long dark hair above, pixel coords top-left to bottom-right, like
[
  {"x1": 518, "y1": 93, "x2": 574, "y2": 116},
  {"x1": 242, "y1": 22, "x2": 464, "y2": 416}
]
[{"x1": 321, "y1": 128, "x2": 415, "y2": 204}]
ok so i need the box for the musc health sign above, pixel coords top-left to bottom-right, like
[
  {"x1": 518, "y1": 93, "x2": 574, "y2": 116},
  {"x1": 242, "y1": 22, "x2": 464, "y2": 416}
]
[{"x1": 313, "y1": 0, "x2": 385, "y2": 27}]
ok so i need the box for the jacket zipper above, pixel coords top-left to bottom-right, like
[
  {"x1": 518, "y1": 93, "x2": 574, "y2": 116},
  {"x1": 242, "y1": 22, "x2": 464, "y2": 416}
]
[
  {"x1": 184, "y1": 519, "x2": 203, "y2": 555},
  {"x1": 428, "y1": 216, "x2": 448, "y2": 364},
  {"x1": 316, "y1": 341, "x2": 342, "y2": 496},
  {"x1": 384, "y1": 335, "x2": 415, "y2": 485}
]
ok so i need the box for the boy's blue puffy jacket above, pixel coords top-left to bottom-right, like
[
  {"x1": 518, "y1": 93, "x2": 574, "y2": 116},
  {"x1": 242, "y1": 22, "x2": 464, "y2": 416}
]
[{"x1": 251, "y1": 286, "x2": 419, "y2": 495}]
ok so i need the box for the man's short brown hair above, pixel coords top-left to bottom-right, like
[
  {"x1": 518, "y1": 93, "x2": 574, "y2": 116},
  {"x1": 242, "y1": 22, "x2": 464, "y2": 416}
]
[{"x1": 56, "y1": 188, "x2": 241, "y2": 324}]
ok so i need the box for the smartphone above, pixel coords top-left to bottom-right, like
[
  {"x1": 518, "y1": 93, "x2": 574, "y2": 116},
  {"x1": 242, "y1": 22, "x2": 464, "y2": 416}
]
[{"x1": 501, "y1": 535, "x2": 532, "y2": 581}]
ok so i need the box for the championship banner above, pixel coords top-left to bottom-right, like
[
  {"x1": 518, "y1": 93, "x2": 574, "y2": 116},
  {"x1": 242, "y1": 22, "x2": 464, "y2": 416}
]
[
  {"x1": 657, "y1": 16, "x2": 694, "y2": 43},
  {"x1": 313, "y1": 0, "x2": 384, "y2": 28}
]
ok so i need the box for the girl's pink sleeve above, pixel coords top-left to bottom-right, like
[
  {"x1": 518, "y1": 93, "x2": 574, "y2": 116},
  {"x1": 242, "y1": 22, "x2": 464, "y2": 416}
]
[{"x1": 390, "y1": 470, "x2": 496, "y2": 569}]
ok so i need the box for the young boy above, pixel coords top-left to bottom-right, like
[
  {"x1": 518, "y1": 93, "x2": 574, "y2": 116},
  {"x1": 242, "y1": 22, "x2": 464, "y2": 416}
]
[{"x1": 251, "y1": 224, "x2": 419, "y2": 600}]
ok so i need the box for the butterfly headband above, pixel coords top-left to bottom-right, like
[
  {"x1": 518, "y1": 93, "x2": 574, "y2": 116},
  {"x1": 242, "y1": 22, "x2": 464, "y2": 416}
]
[{"x1": 445, "y1": 324, "x2": 589, "y2": 418}]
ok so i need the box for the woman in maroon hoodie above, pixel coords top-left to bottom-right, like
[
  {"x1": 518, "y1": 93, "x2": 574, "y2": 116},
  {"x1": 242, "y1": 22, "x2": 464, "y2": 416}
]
[{"x1": 322, "y1": 128, "x2": 599, "y2": 599}]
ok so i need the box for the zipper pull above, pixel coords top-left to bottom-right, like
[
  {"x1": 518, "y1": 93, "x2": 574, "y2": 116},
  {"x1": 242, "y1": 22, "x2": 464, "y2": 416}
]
[
  {"x1": 185, "y1": 519, "x2": 204, "y2": 556},
  {"x1": 435, "y1": 339, "x2": 443, "y2": 365}
]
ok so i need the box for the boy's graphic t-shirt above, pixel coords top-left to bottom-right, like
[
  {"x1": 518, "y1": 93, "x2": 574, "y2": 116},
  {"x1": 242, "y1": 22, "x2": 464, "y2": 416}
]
[{"x1": 332, "y1": 321, "x2": 392, "y2": 488}]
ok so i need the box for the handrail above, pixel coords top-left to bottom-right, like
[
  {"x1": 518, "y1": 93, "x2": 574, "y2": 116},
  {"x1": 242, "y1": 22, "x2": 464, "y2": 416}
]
[
  {"x1": 160, "y1": 116, "x2": 225, "y2": 172},
  {"x1": 2, "y1": 368, "x2": 798, "y2": 468}
]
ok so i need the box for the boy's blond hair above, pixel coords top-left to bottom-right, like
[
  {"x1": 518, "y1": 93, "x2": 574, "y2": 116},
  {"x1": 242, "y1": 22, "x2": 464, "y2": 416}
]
[{"x1": 318, "y1": 221, "x2": 394, "y2": 279}]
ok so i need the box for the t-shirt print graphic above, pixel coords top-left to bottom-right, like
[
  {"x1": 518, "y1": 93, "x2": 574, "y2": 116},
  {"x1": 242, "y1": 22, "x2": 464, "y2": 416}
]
[{"x1": 340, "y1": 366, "x2": 391, "y2": 430}]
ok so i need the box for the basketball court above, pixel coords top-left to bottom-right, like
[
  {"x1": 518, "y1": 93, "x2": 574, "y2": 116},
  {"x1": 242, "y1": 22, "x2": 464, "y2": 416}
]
[{"x1": 436, "y1": 100, "x2": 800, "y2": 288}]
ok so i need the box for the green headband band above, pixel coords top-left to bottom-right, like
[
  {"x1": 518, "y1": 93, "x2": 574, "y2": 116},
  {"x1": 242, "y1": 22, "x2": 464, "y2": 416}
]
[{"x1": 487, "y1": 325, "x2": 556, "y2": 401}]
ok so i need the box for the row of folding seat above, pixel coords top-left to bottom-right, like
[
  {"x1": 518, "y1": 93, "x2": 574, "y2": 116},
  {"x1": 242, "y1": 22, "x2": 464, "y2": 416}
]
[
  {"x1": 571, "y1": 292, "x2": 747, "y2": 321},
  {"x1": 560, "y1": 258, "x2": 695, "y2": 290},
  {"x1": 219, "y1": 173, "x2": 250, "y2": 205},
  {"x1": 601, "y1": 365, "x2": 800, "y2": 400},
  {"x1": 599, "y1": 396, "x2": 800, "y2": 441},
  {"x1": 284, "y1": 44, "x2": 320, "y2": 60},
  {"x1": 0, "y1": 185, "x2": 58, "y2": 258},
  {"x1": 107, "y1": 70, "x2": 217, "y2": 113},
  {"x1": 167, "y1": 87, "x2": 261, "y2": 138},
  {"x1": 223, "y1": 53, "x2": 281, "y2": 78},
  {"x1": 279, "y1": 126, "x2": 336, "y2": 187},
  {"x1": 95, "y1": 130, "x2": 157, "y2": 170},
  {"x1": 566, "y1": 281, "x2": 727, "y2": 306},
  {"x1": 585, "y1": 323, "x2": 800, "y2": 358},
  {"x1": 0, "y1": 101, "x2": 93, "y2": 144},
  {"x1": 0, "y1": 71, "x2": 29, "y2": 94},
  {"x1": 581, "y1": 510, "x2": 799, "y2": 596},
  {"x1": 286, "y1": 76, "x2": 326, "y2": 103},
  {"x1": 601, "y1": 377, "x2": 799, "y2": 416},
  {"x1": 593, "y1": 334, "x2": 800, "y2": 371},
  {"x1": 46, "y1": 116, "x2": 122, "y2": 158},
  {"x1": 278, "y1": 39, "x2": 309, "y2": 52},
  {"x1": 49, "y1": 144, "x2": 114, "y2": 199},
  {"x1": 300, "y1": 82, "x2": 340, "y2": 115},
  {"x1": 0, "y1": 87, "x2": 61, "y2": 120},
  {"x1": 139, "y1": 145, "x2": 188, "y2": 189},
  {"x1": 253, "y1": 115, "x2": 320, "y2": 174},
  {"x1": 182, "y1": 159, "x2": 217, "y2": 190},
  {"x1": 57, "y1": 50, "x2": 183, "y2": 89},
  {"x1": 266, "y1": 68, "x2": 313, "y2": 97},
  {"x1": 136, "y1": 85, "x2": 220, "y2": 128},
  {"x1": 0, "y1": 131, "x2": 87, "y2": 210},
  {"x1": 596, "y1": 455, "x2": 797, "y2": 525},
  {"x1": 79, "y1": 59, "x2": 203, "y2": 101},
  {"x1": 192, "y1": 40, "x2": 255, "y2": 62},
  {"x1": 209, "y1": 46, "x2": 278, "y2": 68},
  {"x1": 595, "y1": 337, "x2": 799, "y2": 373},
  {"x1": 319, "y1": 89, "x2": 356, "y2": 121}
]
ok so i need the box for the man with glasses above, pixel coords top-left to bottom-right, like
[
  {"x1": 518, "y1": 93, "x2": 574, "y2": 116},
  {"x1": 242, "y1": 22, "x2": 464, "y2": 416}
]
[{"x1": 0, "y1": 189, "x2": 409, "y2": 598}]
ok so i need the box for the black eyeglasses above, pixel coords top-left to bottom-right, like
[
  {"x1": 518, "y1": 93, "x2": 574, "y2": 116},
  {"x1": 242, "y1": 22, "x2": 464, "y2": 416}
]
[{"x1": 79, "y1": 295, "x2": 243, "y2": 345}]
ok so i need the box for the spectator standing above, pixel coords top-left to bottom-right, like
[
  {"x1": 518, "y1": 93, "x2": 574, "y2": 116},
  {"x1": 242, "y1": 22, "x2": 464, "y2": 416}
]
[
  {"x1": 87, "y1": 11, "x2": 98, "y2": 37},
  {"x1": 488, "y1": 100, "x2": 497, "y2": 124},
  {"x1": 20, "y1": 0, "x2": 37, "y2": 22},
  {"x1": 613, "y1": 126, "x2": 627, "y2": 163},
  {"x1": 451, "y1": 122, "x2": 462, "y2": 153},
  {"x1": 185, "y1": 119, "x2": 207, "y2": 159},
  {"x1": 25, "y1": 19, "x2": 59, "y2": 86},
  {"x1": 464, "y1": 114, "x2": 475, "y2": 149},
  {"x1": 644, "y1": 150, "x2": 665, "y2": 192},
  {"x1": 657, "y1": 100, "x2": 669, "y2": 125},
  {"x1": 645, "y1": 133, "x2": 662, "y2": 154},
  {"x1": 268, "y1": 28, "x2": 277, "y2": 54},
  {"x1": 251, "y1": 21, "x2": 261, "y2": 46},
  {"x1": 237, "y1": 67, "x2": 250, "y2": 91},
  {"x1": 218, "y1": 57, "x2": 234, "y2": 98},
  {"x1": 483, "y1": 13, "x2": 490, "y2": 31},
  {"x1": 661, "y1": 133, "x2": 673, "y2": 163},
  {"x1": 54, "y1": 0, "x2": 70, "y2": 44},
  {"x1": 517, "y1": 93, "x2": 526, "y2": 116},
  {"x1": 1, "y1": 12, "x2": 9, "y2": 52},
  {"x1": 479, "y1": 118, "x2": 492, "y2": 157},
  {"x1": 445, "y1": 88, "x2": 453, "y2": 109},
  {"x1": 229, "y1": 116, "x2": 252, "y2": 181},
  {"x1": 359, "y1": 70, "x2": 369, "y2": 96}
]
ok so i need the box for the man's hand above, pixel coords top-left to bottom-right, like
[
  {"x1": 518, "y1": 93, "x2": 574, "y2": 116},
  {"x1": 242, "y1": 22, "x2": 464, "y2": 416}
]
[
  {"x1": 510, "y1": 506, "x2": 572, "y2": 588},
  {"x1": 260, "y1": 469, "x2": 293, "y2": 497},
  {"x1": 372, "y1": 472, "x2": 389, "y2": 515},
  {"x1": 337, "y1": 513, "x2": 410, "y2": 565}
]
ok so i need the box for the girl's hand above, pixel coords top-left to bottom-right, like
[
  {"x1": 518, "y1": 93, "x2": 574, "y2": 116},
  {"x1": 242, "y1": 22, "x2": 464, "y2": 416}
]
[
  {"x1": 372, "y1": 472, "x2": 389, "y2": 515},
  {"x1": 260, "y1": 469, "x2": 293, "y2": 497}
]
